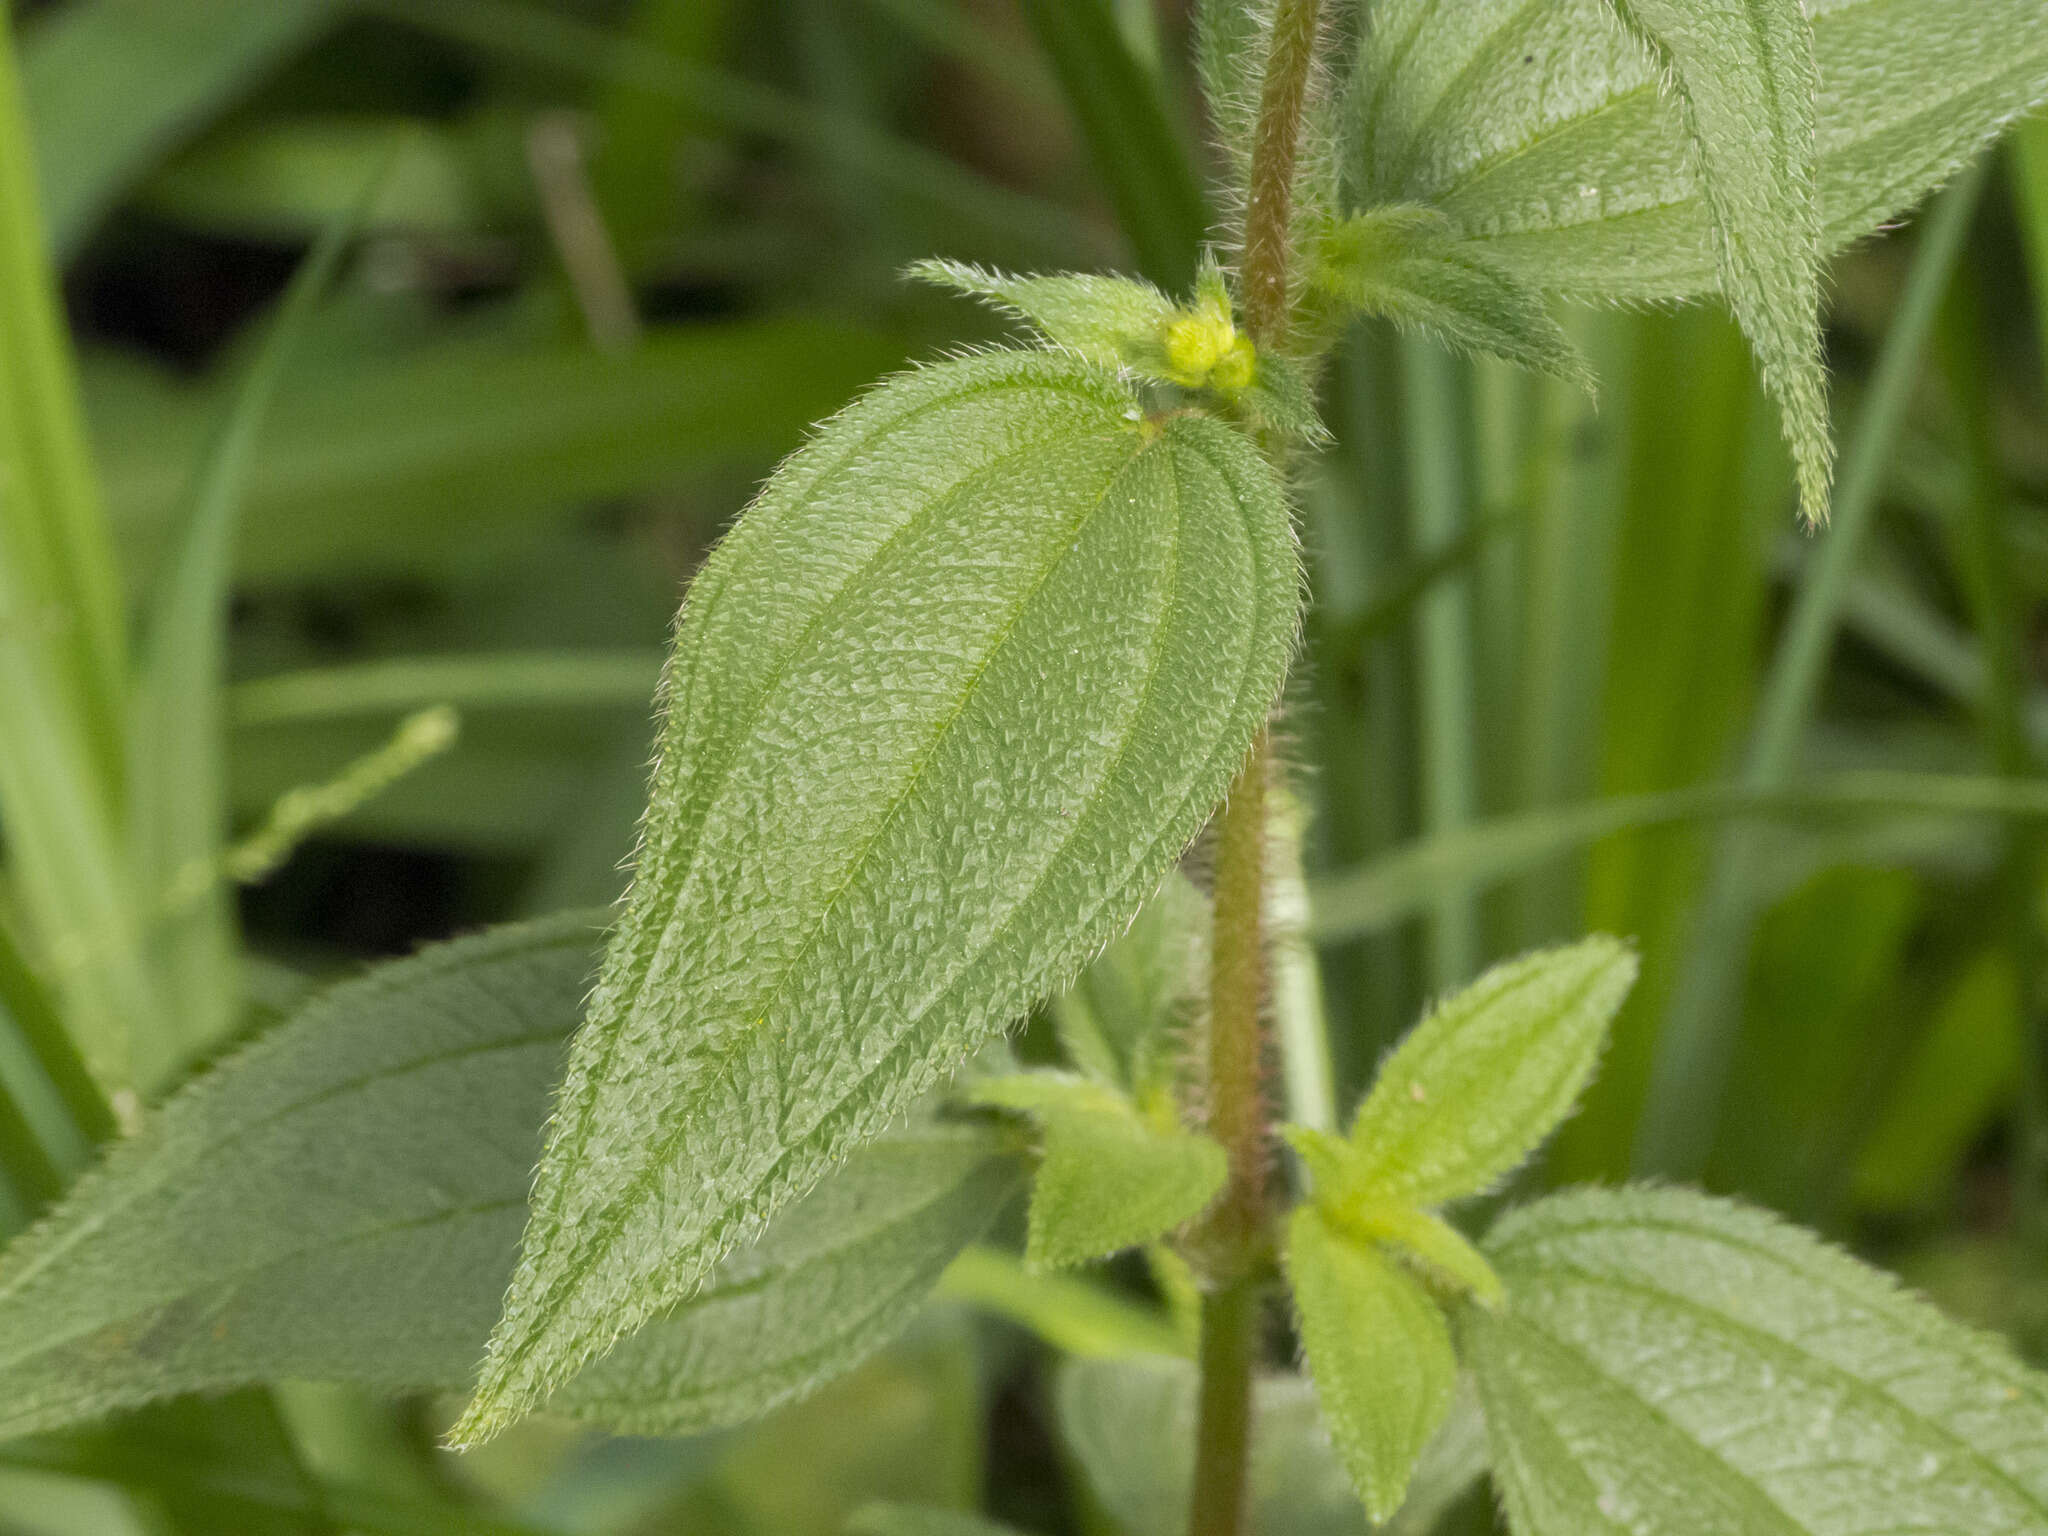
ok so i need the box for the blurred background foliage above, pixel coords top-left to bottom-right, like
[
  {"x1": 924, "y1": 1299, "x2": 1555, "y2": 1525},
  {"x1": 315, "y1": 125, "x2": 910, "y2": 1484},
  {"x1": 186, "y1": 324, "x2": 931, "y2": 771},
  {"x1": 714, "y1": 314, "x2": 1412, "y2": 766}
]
[{"x1": 2, "y1": 0, "x2": 2048, "y2": 1531}]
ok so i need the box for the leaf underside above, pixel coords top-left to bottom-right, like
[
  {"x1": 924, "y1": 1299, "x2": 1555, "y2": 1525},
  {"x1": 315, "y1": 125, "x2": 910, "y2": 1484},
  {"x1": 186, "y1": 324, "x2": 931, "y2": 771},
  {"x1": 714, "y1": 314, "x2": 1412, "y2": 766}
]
[
  {"x1": 1598, "y1": 0, "x2": 1833, "y2": 516},
  {"x1": 1314, "y1": 206, "x2": 1594, "y2": 389},
  {"x1": 1466, "y1": 1185, "x2": 2048, "y2": 1535},
  {"x1": 460, "y1": 349, "x2": 1300, "y2": 1441},
  {"x1": 0, "y1": 917, "x2": 1018, "y2": 1440},
  {"x1": 1358, "y1": 0, "x2": 2048, "y2": 302}
]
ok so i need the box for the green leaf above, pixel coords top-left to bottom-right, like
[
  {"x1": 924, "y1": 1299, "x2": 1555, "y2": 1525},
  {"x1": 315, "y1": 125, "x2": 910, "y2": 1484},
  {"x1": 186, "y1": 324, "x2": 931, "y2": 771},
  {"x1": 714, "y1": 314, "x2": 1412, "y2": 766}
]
[
  {"x1": 1466, "y1": 1185, "x2": 2048, "y2": 1536},
  {"x1": 1330, "y1": 1198, "x2": 1504, "y2": 1308},
  {"x1": 1357, "y1": 0, "x2": 2048, "y2": 309},
  {"x1": 1596, "y1": 0, "x2": 1832, "y2": 517},
  {"x1": 971, "y1": 1073, "x2": 1226, "y2": 1268},
  {"x1": 21, "y1": 0, "x2": 338, "y2": 259},
  {"x1": 1056, "y1": 1355, "x2": 1374, "y2": 1536},
  {"x1": 457, "y1": 349, "x2": 1300, "y2": 1443},
  {"x1": 1311, "y1": 207, "x2": 1593, "y2": 390},
  {"x1": 1051, "y1": 870, "x2": 1207, "y2": 1095},
  {"x1": 847, "y1": 1505, "x2": 1027, "y2": 1536},
  {"x1": 0, "y1": 916, "x2": 1020, "y2": 1440},
  {"x1": 1339, "y1": 937, "x2": 1637, "y2": 1206},
  {"x1": 1288, "y1": 1206, "x2": 1457, "y2": 1523},
  {"x1": 908, "y1": 260, "x2": 1175, "y2": 370}
]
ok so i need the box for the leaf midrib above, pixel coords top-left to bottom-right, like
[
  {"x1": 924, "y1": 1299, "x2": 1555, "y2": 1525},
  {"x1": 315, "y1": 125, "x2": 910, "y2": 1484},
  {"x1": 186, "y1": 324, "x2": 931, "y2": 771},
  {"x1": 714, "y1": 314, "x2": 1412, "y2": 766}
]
[{"x1": 507, "y1": 425, "x2": 1168, "y2": 1381}]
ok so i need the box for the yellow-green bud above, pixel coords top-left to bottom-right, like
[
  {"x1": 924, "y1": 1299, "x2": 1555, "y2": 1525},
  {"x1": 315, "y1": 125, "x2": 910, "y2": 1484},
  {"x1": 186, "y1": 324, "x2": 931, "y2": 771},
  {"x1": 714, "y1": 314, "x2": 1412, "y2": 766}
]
[
  {"x1": 1209, "y1": 335, "x2": 1257, "y2": 395},
  {"x1": 1161, "y1": 310, "x2": 1233, "y2": 385}
]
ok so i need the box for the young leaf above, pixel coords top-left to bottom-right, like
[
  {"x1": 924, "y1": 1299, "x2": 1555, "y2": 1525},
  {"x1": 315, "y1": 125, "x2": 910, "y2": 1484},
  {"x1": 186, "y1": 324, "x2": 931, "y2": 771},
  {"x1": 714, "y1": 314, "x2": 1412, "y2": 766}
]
[
  {"x1": 1326, "y1": 1197, "x2": 1504, "y2": 1308},
  {"x1": 971, "y1": 1073, "x2": 1226, "y2": 1268},
  {"x1": 1597, "y1": 0, "x2": 1833, "y2": 517},
  {"x1": 1466, "y1": 1186, "x2": 2048, "y2": 1536},
  {"x1": 908, "y1": 260, "x2": 1174, "y2": 370},
  {"x1": 1358, "y1": 0, "x2": 2048, "y2": 306},
  {"x1": 0, "y1": 915, "x2": 1019, "y2": 1439},
  {"x1": 1341, "y1": 937, "x2": 1637, "y2": 1206},
  {"x1": 1051, "y1": 870, "x2": 1207, "y2": 1095},
  {"x1": 1311, "y1": 206, "x2": 1593, "y2": 390},
  {"x1": 1288, "y1": 1206, "x2": 1458, "y2": 1524},
  {"x1": 458, "y1": 349, "x2": 1300, "y2": 1443}
]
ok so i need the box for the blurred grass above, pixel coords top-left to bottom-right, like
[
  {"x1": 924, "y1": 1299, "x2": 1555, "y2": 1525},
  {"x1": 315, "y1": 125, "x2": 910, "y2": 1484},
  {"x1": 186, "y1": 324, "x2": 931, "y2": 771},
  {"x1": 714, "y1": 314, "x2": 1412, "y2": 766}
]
[{"x1": 0, "y1": 0, "x2": 2046, "y2": 1530}]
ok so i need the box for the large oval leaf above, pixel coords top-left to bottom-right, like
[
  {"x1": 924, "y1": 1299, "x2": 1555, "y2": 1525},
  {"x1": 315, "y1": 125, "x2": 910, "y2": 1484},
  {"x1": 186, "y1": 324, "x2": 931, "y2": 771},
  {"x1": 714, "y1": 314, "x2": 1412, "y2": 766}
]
[
  {"x1": 1465, "y1": 1185, "x2": 2048, "y2": 1535},
  {"x1": 1357, "y1": 0, "x2": 2048, "y2": 301},
  {"x1": 0, "y1": 916, "x2": 1020, "y2": 1439},
  {"x1": 458, "y1": 350, "x2": 1300, "y2": 1440}
]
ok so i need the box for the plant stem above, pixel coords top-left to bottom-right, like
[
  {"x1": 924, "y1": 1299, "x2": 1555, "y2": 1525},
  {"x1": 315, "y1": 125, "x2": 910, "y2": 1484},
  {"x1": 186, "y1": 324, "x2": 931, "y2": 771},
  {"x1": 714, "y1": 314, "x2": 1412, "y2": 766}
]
[
  {"x1": 1188, "y1": 5, "x2": 1323, "y2": 1534},
  {"x1": 1207, "y1": 738, "x2": 1273, "y2": 1263},
  {"x1": 1237, "y1": 0, "x2": 1322, "y2": 347},
  {"x1": 1188, "y1": 1272, "x2": 1259, "y2": 1536}
]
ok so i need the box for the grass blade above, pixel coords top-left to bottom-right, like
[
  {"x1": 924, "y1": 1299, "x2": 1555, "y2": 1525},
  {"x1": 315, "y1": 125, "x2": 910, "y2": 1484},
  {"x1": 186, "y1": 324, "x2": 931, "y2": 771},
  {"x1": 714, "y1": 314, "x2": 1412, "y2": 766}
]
[
  {"x1": 1402, "y1": 337, "x2": 1481, "y2": 987},
  {"x1": 360, "y1": 0, "x2": 1098, "y2": 266},
  {"x1": 128, "y1": 169, "x2": 378, "y2": 1081},
  {"x1": 98, "y1": 319, "x2": 906, "y2": 584},
  {"x1": 228, "y1": 651, "x2": 664, "y2": 728},
  {"x1": 1631, "y1": 165, "x2": 1988, "y2": 1178},
  {"x1": 21, "y1": 0, "x2": 338, "y2": 260},
  {"x1": 1309, "y1": 771, "x2": 2048, "y2": 943},
  {"x1": 0, "y1": 13, "x2": 158, "y2": 1091},
  {"x1": 1018, "y1": 0, "x2": 1208, "y2": 292}
]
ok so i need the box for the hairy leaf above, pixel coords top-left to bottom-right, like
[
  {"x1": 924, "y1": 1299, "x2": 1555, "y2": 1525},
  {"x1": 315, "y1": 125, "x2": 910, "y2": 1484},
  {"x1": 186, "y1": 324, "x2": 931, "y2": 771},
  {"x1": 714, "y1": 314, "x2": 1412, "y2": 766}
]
[
  {"x1": 1340, "y1": 937, "x2": 1636, "y2": 1206},
  {"x1": 1312, "y1": 206, "x2": 1592, "y2": 388},
  {"x1": 1598, "y1": 0, "x2": 1831, "y2": 516},
  {"x1": 0, "y1": 917, "x2": 1018, "y2": 1439},
  {"x1": 1467, "y1": 1186, "x2": 2048, "y2": 1536},
  {"x1": 1288, "y1": 1207, "x2": 1458, "y2": 1523},
  {"x1": 459, "y1": 350, "x2": 1299, "y2": 1442},
  {"x1": 1356, "y1": 0, "x2": 2048, "y2": 304},
  {"x1": 972, "y1": 1073, "x2": 1225, "y2": 1268},
  {"x1": 908, "y1": 260, "x2": 1174, "y2": 370},
  {"x1": 1051, "y1": 870, "x2": 1207, "y2": 1096}
]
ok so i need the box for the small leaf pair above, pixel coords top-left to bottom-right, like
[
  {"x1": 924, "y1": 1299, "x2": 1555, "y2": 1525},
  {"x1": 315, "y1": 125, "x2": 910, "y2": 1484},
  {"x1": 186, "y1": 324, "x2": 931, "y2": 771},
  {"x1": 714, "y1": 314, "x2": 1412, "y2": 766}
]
[
  {"x1": 1306, "y1": 206, "x2": 1595, "y2": 394},
  {"x1": 972, "y1": 875, "x2": 1227, "y2": 1270},
  {"x1": 971, "y1": 1073, "x2": 1225, "y2": 1271},
  {"x1": 911, "y1": 258, "x2": 1329, "y2": 443},
  {"x1": 1284, "y1": 936, "x2": 1639, "y2": 1522}
]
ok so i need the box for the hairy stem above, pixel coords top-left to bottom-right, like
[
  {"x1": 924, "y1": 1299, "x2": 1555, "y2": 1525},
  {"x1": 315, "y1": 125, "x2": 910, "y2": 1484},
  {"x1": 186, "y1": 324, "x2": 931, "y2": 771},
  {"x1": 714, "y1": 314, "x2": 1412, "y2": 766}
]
[
  {"x1": 1188, "y1": 4, "x2": 1323, "y2": 1534},
  {"x1": 1238, "y1": 0, "x2": 1323, "y2": 347}
]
